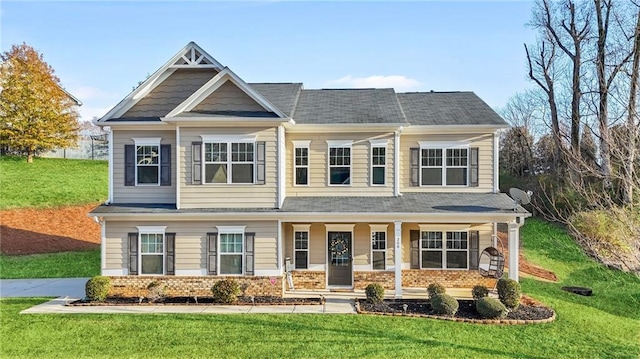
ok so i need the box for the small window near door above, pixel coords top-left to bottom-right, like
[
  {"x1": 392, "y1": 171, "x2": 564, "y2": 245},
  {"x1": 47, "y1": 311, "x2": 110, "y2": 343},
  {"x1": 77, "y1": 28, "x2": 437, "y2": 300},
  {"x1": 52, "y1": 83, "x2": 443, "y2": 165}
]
[
  {"x1": 371, "y1": 231, "x2": 386, "y2": 270},
  {"x1": 294, "y1": 231, "x2": 309, "y2": 269}
]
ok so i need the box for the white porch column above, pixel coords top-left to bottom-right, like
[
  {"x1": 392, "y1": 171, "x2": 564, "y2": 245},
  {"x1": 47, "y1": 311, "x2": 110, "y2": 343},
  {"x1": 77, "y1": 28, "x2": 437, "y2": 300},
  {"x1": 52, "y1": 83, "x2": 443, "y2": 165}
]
[
  {"x1": 394, "y1": 221, "x2": 403, "y2": 298},
  {"x1": 508, "y1": 221, "x2": 520, "y2": 282}
]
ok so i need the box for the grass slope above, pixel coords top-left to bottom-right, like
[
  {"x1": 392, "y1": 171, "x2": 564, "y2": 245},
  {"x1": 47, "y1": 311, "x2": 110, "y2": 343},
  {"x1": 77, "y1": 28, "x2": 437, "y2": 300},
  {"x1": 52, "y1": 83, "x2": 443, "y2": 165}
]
[
  {"x1": 0, "y1": 249, "x2": 100, "y2": 279},
  {"x1": 0, "y1": 156, "x2": 107, "y2": 209},
  {"x1": 1, "y1": 219, "x2": 639, "y2": 358}
]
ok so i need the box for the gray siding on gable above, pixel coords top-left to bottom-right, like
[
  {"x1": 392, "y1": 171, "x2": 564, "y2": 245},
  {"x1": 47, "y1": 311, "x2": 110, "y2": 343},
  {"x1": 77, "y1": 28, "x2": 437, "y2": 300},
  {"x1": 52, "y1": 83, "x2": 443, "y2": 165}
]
[
  {"x1": 122, "y1": 68, "x2": 218, "y2": 118},
  {"x1": 112, "y1": 129, "x2": 176, "y2": 204},
  {"x1": 193, "y1": 81, "x2": 267, "y2": 113}
]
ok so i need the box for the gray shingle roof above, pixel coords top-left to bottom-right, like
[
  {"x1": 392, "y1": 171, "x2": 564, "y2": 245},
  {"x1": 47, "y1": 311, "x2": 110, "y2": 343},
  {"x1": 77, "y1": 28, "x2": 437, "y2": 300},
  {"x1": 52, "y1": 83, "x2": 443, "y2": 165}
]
[
  {"x1": 249, "y1": 83, "x2": 302, "y2": 117},
  {"x1": 292, "y1": 89, "x2": 407, "y2": 124},
  {"x1": 396, "y1": 92, "x2": 507, "y2": 126}
]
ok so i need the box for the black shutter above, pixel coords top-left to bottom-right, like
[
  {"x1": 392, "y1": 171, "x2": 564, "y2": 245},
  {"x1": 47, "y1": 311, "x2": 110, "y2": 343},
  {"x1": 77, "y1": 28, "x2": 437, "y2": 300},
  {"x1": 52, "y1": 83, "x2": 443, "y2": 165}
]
[
  {"x1": 256, "y1": 141, "x2": 266, "y2": 185},
  {"x1": 410, "y1": 147, "x2": 419, "y2": 186},
  {"x1": 245, "y1": 232, "x2": 255, "y2": 275},
  {"x1": 125, "y1": 145, "x2": 135, "y2": 186},
  {"x1": 160, "y1": 144, "x2": 171, "y2": 186},
  {"x1": 192, "y1": 142, "x2": 202, "y2": 185},
  {"x1": 207, "y1": 232, "x2": 217, "y2": 275},
  {"x1": 469, "y1": 231, "x2": 480, "y2": 270},
  {"x1": 410, "y1": 230, "x2": 420, "y2": 269},
  {"x1": 469, "y1": 147, "x2": 479, "y2": 187},
  {"x1": 128, "y1": 232, "x2": 138, "y2": 275},
  {"x1": 165, "y1": 233, "x2": 176, "y2": 275}
]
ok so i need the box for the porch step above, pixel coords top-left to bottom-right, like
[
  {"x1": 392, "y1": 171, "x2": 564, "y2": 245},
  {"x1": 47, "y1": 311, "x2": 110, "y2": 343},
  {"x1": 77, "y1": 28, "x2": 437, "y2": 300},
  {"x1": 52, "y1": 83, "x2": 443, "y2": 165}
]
[{"x1": 329, "y1": 288, "x2": 354, "y2": 293}]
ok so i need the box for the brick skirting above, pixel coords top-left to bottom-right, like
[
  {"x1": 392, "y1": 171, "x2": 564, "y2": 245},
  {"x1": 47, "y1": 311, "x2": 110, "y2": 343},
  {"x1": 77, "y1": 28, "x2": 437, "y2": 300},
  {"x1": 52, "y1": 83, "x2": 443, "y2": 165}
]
[
  {"x1": 402, "y1": 270, "x2": 497, "y2": 288},
  {"x1": 354, "y1": 271, "x2": 395, "y2": 290},
  {"x1": 289, "y1": 271, "x2": 325, "y2": 289},
  {"x1": 108, "y1": 276, "x2": 284, "y2": 297}
]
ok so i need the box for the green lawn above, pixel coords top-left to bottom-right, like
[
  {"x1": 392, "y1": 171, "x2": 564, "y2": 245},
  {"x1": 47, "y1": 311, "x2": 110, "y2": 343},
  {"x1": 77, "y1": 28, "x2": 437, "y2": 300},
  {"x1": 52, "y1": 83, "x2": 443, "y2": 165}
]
[
  {"x1": 1, "y1": 219, "x2": 639, "y2": 358},
  {"x1": 0, "y1": 249, "x2": 100, "y2": 279},
  {"x1": 0, "y1": 156, "x2": 107, "y2": 209}
]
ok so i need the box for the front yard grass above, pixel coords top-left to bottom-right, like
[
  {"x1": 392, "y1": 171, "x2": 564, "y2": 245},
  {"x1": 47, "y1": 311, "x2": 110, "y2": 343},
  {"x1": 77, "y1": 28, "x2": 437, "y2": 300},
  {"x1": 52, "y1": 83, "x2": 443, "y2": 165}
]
[
  {"x1": 0, "y1": 249, "x2": 100, "y2": 279},
  {"x1": 0, "y1": 219, "x2": 638, "y2": 358},
  {"x1": 0, "y1": 156, "x2": 107, "y2": 209}
]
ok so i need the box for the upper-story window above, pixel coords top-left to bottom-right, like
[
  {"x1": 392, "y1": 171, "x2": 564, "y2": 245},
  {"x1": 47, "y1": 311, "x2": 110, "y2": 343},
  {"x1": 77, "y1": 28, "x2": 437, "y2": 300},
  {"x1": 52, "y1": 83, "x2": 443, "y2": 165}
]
[
  {"x1": 201, "y1": 135, "x2": 256, "y2": 184},
  {"x1": 370, "y1": 139, "x2": 388, "y2": 186},
  {"x1": 292, "y1": 141, "x2": 310, "y2": 186},
  {"x1": 419, "y1": 142, "x2": 469, "y2": 186},
  {"x1": 132, "y1": 138, "x2": 161, "y2": 186},
  {"x1": 327, "y1": 140, "x2": 352, "y2": 186}
]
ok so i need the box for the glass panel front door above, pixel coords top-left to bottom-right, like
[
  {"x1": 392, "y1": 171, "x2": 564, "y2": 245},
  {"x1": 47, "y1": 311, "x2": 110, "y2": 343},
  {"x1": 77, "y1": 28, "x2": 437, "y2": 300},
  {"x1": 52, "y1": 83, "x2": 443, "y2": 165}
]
[{"x1": 327, "y1": 231, "x2": 352, "y2": 286}]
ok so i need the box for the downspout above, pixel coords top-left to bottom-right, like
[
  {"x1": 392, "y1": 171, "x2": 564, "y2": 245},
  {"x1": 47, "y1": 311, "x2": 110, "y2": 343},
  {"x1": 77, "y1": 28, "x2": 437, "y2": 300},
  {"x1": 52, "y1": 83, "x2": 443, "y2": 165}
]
[
  {"x1": 394, "y1": 127, "x2": 403, "y2": 197},
  {"x1": 493, "y1": 131, "x2": 499, "y2": 193},
  {"x1": 176, "y1": 126, "x2": 181, "y2": 209},
  {"x1": 277, "y1": 125, "x2": 286, "y2": 208},
  {"x1": 106, "y1": 126, "x2": 113, "y2": 204}
]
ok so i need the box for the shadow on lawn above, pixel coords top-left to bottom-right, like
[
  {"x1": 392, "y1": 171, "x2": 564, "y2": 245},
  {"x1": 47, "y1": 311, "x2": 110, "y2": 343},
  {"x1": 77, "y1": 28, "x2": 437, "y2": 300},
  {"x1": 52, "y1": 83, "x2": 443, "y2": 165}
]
[{"x1": 0, "y1": 226, "x2": 99, "y2": 255}]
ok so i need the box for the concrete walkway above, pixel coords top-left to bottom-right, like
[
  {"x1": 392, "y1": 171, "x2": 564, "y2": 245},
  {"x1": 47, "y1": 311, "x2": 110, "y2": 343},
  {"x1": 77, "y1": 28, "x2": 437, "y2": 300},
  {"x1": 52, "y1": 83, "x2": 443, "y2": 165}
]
[
  {"x1": 20, "y1": 297, "x2": 356, "y2": 315},
  {"x1": 0, "y1": 278, "x2": 89, "y2": 298}
]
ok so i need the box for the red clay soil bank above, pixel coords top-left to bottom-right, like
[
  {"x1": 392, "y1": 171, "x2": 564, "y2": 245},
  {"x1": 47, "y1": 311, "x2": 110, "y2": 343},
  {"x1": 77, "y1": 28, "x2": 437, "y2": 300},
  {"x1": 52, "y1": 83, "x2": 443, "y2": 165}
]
[{"x1": 0, "y1": 203, "x2": 101, "y2": 255}]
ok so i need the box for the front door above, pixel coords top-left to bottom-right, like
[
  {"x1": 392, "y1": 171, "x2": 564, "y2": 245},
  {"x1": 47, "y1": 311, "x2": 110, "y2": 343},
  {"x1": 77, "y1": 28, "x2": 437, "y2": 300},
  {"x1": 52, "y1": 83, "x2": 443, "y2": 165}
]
[{"x1": 327, "y1": 231, "x2": 352, "y2": 286}]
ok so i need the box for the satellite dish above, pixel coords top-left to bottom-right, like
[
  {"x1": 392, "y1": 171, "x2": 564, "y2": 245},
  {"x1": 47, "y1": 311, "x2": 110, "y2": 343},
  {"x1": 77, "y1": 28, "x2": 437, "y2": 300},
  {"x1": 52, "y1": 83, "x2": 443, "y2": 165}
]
[{"x1": 509, "y1": 187, "x2": 533, "y2": 210}]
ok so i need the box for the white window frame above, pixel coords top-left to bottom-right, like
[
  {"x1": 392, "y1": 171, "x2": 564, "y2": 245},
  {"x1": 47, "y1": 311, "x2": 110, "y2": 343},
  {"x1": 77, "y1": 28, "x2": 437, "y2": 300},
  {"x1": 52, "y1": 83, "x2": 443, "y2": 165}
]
[
  {"x1": 419, "y1": 229, "x2": 469, "y2": 270},
  {"x1": 292, "y1": 140, "x2": 310, "y2": 186},
  {"x1": 132, "y1": 138, "x2": 161, "y2": 186},
  {"x1": 327, "y1": 140, "x2": 352, "y2": 186},
  {"x1": 136, "y1": 226, "x2": 166, "y2": 275},
  {"x1": 418, "y1": 141, "x2": 469, "y2": 187},
  {"x1": 201, "y1": 135, "x2": 256, "y2": 185},
  {"x1": 370, "y1": 139, "x2": 388, "y2": 186},
  {"x1": 370, "y1": 224, "x2": 388, "y2": 270},
  {"x1": 216, "y1": 225, "x2": 246, "y2": 275}
]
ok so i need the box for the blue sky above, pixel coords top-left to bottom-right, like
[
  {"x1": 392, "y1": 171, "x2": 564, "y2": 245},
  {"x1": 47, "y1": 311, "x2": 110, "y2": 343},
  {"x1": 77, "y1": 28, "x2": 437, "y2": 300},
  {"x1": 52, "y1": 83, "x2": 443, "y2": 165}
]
[{"x1": 1, "y1": 1, "x2": 537, "y2": 121}]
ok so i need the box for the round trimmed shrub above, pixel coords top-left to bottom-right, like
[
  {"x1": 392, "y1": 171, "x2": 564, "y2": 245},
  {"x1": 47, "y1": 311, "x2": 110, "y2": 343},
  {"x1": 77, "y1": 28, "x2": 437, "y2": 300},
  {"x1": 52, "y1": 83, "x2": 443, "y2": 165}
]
[
  {"x1": 475, "y1": 297, "x2": 507, "y2": 319},
  {"x1": 365, "y1": 283, "x2": 385, "y2": 303},
  {"x1": 85, "y1": 276, "x2": 110, "y2": 302},
  {"x1": 497, "y1": 278, "x2": 522, "y2": 309},
  {"x1": 472, "y1": 285, "x2": 489, "y2": 301},
  {"x1": 427, "y1": 282, "x2": 446, "y2": 299},
  {"x1": 211, "y1": 279, "x2": 241, "y2": 303},
  {"x1": 430, "y1": 294, "x2": 459, "y2": 316}
]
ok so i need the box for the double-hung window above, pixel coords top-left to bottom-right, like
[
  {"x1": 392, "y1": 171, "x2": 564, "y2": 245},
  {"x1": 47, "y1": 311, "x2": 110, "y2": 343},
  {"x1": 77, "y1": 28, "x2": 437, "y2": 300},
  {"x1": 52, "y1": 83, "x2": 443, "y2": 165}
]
[
  {"x1": 419, "y1": 142, "x2": 469, "y2": 186},
  {"x1": 202, "y1": 136, "x2": 255, "y2": 184},
  {"x1": 420, "y1": 230, "x2": 468, "y2": 269},
  {"x1": 294, "y1": 231, "x2": 309, "y2": 269},
  {"x1": 371, "y1": 233, "x2": 386, "y2": 270},
  {"x1": 136, "y1": 226, "x2": 166, "y2": 275},
  {"x1": 293, "y1": 141, "x2": 310, "y2": 186},
  {"x1": 370, "y1": 140, "x2": 387, "y2": 186},
  {"x1": 327, "y1": 141, "x2": 352, "y2": 186},
  {"x1": 133, "y1": 138, "x2": 161, "y2": 185},
  {"x1": 219, "y1": 232, "x2": 244, "y2": 275}
]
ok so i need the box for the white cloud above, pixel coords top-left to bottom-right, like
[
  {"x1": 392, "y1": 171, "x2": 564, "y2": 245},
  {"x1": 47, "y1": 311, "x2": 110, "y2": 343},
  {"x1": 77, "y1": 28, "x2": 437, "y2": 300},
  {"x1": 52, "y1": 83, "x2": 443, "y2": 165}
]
[
  {"x1": 66, "y1": 85, "x2": 120, "y2": 121},
  {"x1": 324, "y1": 75, "x2": 421, "y2": 92}
]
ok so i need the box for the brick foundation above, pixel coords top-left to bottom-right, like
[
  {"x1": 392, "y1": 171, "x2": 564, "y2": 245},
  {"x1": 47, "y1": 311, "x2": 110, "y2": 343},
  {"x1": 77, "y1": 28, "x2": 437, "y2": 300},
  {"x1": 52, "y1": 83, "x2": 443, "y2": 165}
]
[
  {"x1": 289, "y1": 271, "x2": 325, "y2": 289},
  {"x1": 354, "y1": 271, "x2": 395, "y2": 290},
  {"x1": 108, "y1": 276, "x2": 284, "y2": 298},
  {"x1": 402, "y1": 270, "x2": 497, "y2": 288}
]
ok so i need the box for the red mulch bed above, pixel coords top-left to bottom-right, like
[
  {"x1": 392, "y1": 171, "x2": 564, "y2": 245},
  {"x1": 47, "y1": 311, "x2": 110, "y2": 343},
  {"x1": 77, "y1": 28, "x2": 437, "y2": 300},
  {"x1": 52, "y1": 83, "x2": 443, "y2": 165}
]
[{"x1": 0, "y1": 203, "x2": 101, "y2": 255}]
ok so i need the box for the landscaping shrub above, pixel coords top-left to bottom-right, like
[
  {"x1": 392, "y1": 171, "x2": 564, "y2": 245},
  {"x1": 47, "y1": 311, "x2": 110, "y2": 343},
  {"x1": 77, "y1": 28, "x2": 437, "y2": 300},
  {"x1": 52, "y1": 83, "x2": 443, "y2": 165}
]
[
  {"x1": 472, "y1": 285, "x2": 489, "y2": 301},
  {"x1": 211, "y1": 279, "x2": 241, "y2": 303},
  {"x1": 497, "y1": 278, "x2": 522, "y2": 309},
  {"x1": 430, "y1": 294, "x2": 459, "y2": 316},
  {"x1": 146, "y1": 280, "x2": 166, "y2": 303},
  {"x1": 365, "y1": 283, "x2": 385, "y2": 303},
  {"x1": 427, "y1": 282, "x2": 446, "y2": 299},
  {"x1": 475, "y1": 297, "x2": 507, "y2": 319},
  {"x1": 85, "y1": 276, "x2": 110, "y2": 302}
]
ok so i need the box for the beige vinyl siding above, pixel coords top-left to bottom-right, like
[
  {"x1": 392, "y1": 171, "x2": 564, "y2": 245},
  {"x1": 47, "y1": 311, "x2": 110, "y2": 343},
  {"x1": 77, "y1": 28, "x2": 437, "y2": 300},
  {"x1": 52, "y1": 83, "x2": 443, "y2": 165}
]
[
  {"x1": 285, "y1": 132, "x2": 395, "y2": 197},
  {"x1": 400, "y1": 133, "x2": 494, "y2": 193},
  {"x1": 122, "y1": 68, "x2": 218, "y2": 118},
  {"x1": 179, "y1": 127, "x2": 278, "y2": 208},
  {"x1": 401, "y1": 223, "x2": 494, "y2": 265},
  {"x1": 112, "y1": 129, "x2": 176, "y2": 204},
  {"x1": 193, "y1": 81, "x2": 267, "y2": 113},
  {"x1": 104, "y1": 220, "x2": 278, "y2": 272}
]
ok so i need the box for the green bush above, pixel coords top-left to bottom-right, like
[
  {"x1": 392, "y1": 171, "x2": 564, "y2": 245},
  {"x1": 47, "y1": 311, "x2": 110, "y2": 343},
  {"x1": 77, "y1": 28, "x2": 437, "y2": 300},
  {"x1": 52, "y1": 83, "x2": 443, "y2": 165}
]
[
  {"x1": 365, "y1": 283, "x2": 385, "y2": 303},
  {"x1": 430, "y1": 294, "x2": 459, "y2": 316},
  {"x1": 497, "y1": 278, "x2": 521, "y2": 309},
  {"x1": 211, "y1": 279, "x2": 241, "y2": 303},
  {"x1": 475, "y1": 297, "x2": 508, "y2": 319},
  {"x1": 472, "y1": 285, "x2": 489, "y2": 301},
  {"x1": 85, "y1": 276, "x2": 110, "y2": 302},
  {"x1": 427, "y1": 282, "x2": 446, "y2": 299}
]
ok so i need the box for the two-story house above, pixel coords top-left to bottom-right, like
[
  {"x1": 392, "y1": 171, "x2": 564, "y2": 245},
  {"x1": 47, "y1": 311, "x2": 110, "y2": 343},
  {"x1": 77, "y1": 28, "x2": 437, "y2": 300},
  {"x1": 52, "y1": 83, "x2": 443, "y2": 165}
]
[{"x1": 90, "y1": 42, "x2": 530, "y2": 298}]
